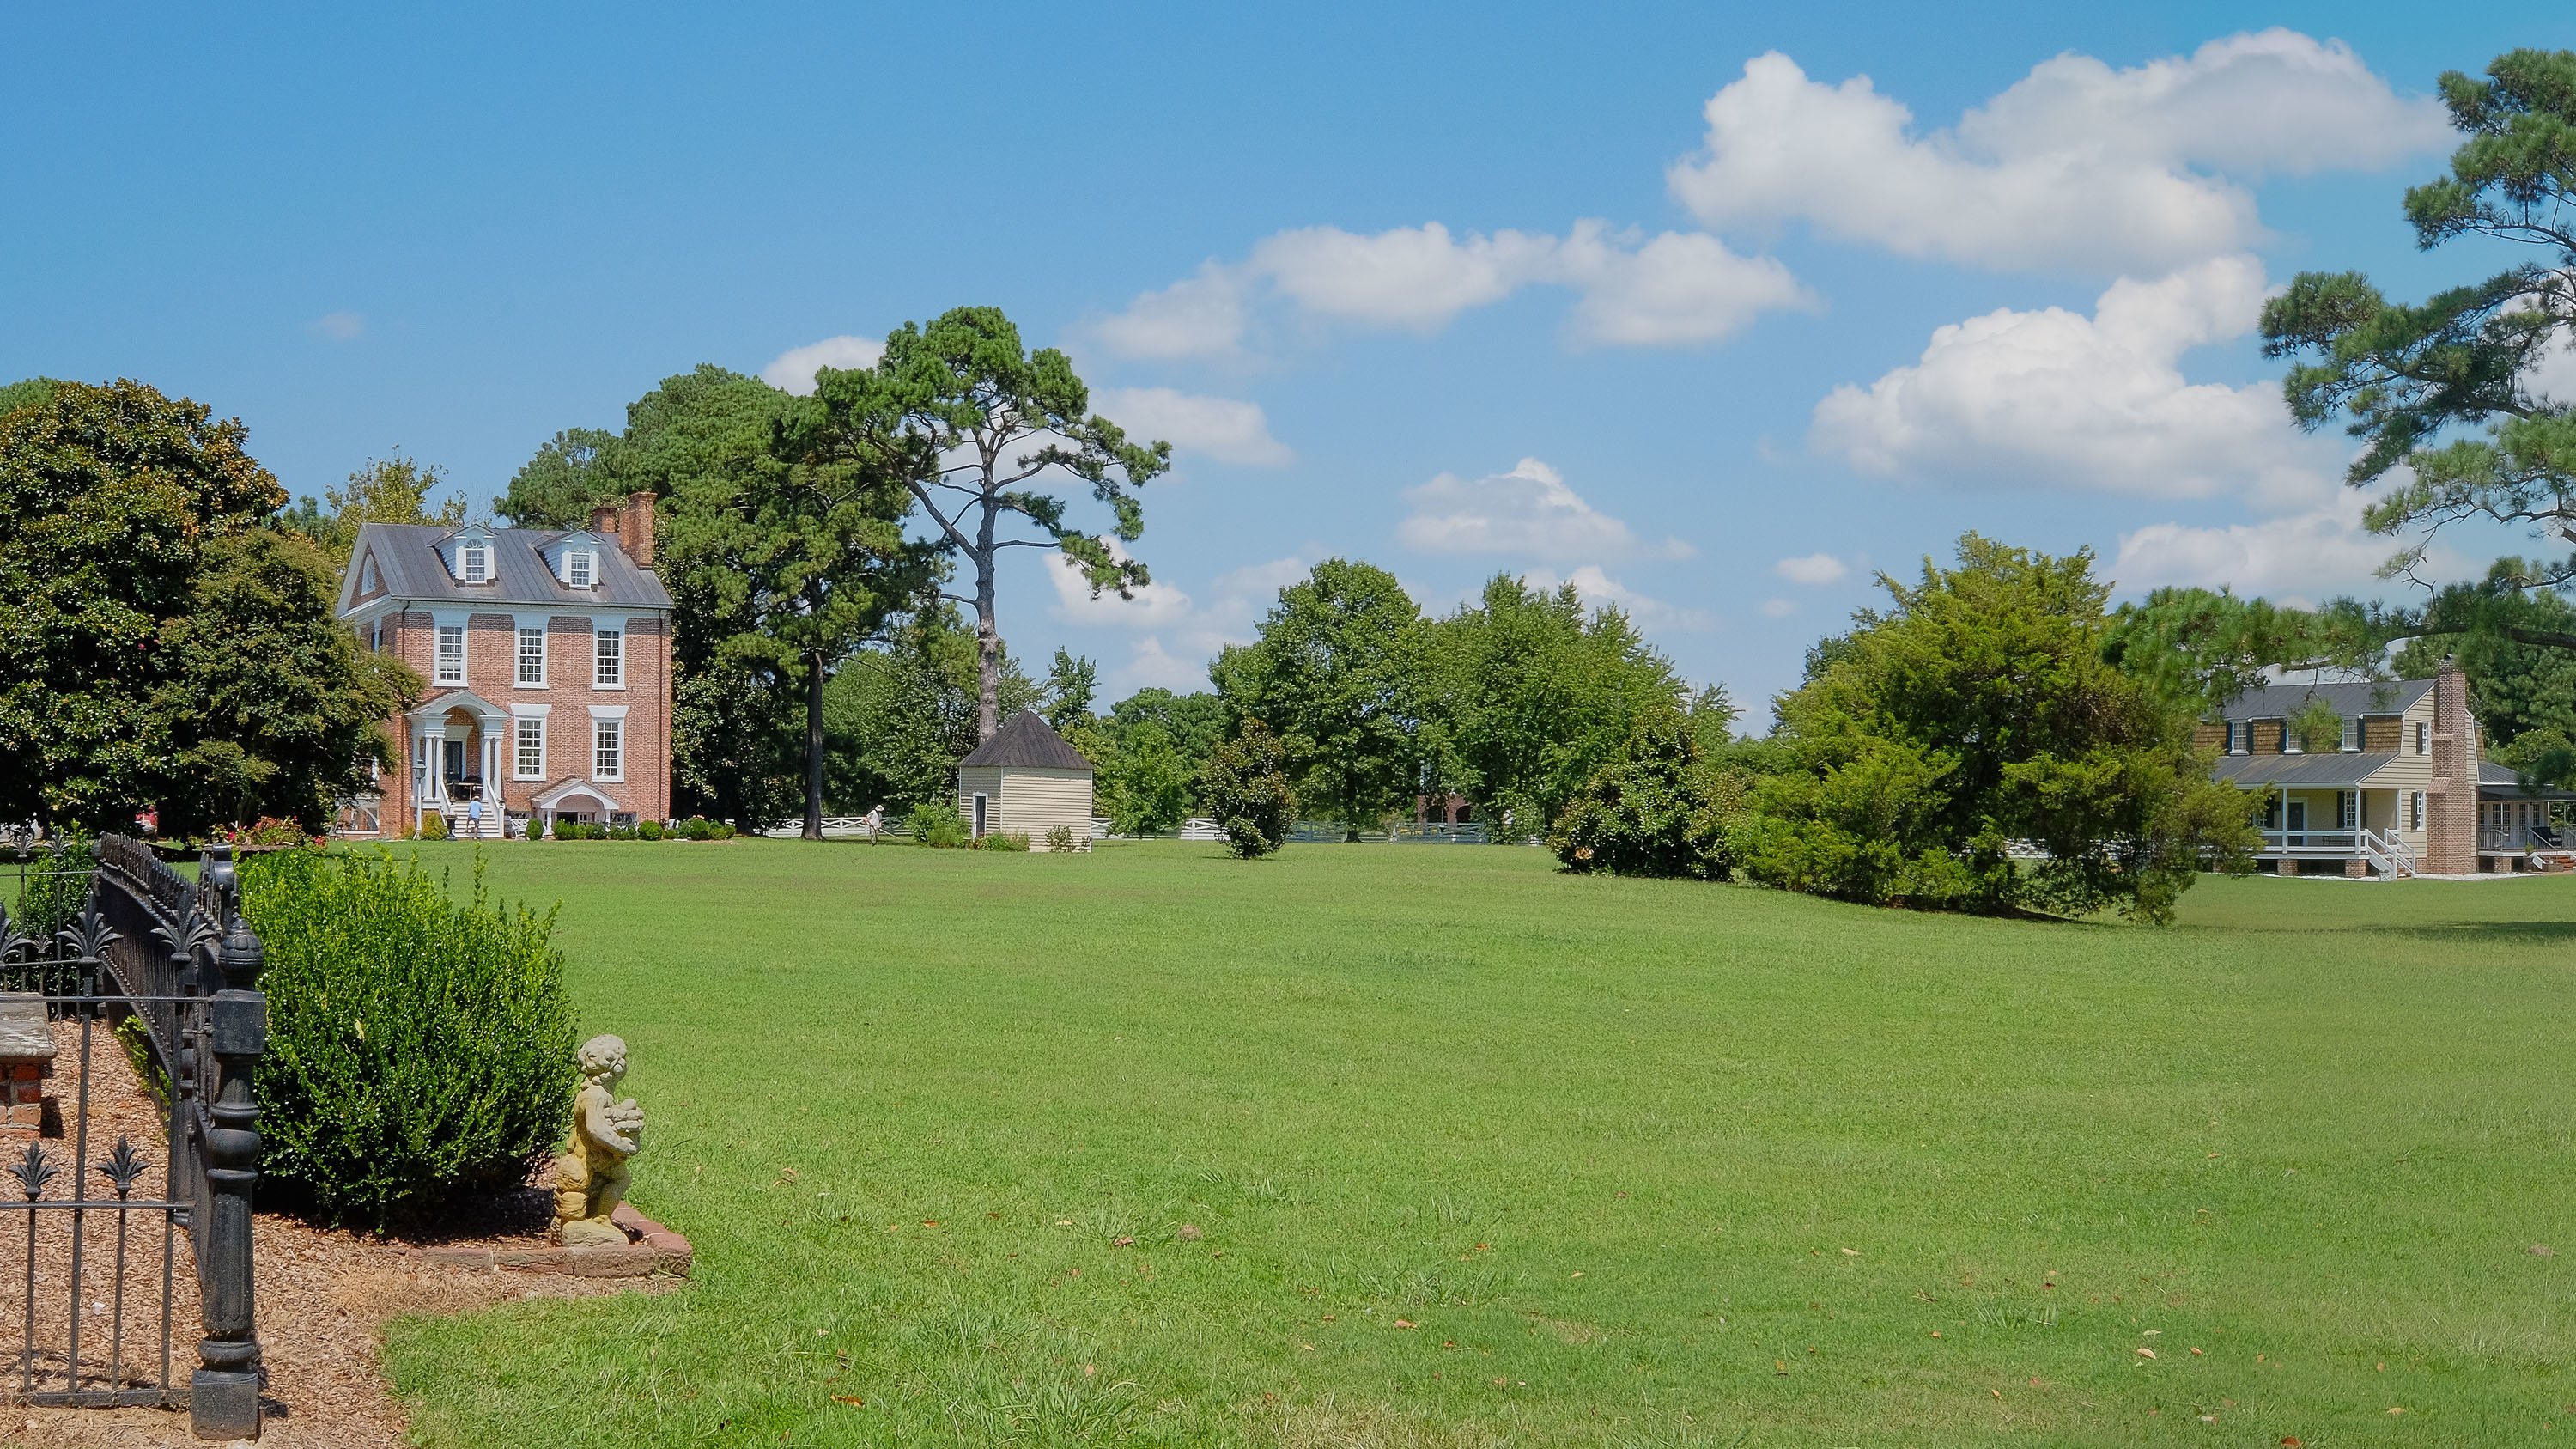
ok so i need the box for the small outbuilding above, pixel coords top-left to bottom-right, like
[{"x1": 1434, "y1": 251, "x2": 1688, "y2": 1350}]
[{"x1": 955, "y1": 709, "x2": 1095, "y2": 850}]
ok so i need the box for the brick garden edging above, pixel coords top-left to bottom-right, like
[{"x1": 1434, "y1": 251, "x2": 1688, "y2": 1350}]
[{"x1": 405, "y1": 1203, "x2": 690, "y2": 1278}]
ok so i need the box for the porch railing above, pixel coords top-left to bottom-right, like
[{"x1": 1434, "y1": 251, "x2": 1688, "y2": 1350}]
[{"x1": 2259, "y1": 829, "x2": 2359, "y2": 854}]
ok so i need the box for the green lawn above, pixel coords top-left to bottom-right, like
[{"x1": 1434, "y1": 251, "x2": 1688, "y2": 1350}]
[{"x1": 371, "y1": 841, "x2": 2576, "y2": 1446}]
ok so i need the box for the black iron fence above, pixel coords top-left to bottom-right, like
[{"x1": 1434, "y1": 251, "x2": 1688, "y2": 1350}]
[{"x1": 0, "y1": 837, "x2": 266, "y2": 1440}]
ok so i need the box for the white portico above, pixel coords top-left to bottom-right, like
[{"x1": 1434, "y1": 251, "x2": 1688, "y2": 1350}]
[{"x1": 404, "y1": 690, "x2": 511, "y2": 837}]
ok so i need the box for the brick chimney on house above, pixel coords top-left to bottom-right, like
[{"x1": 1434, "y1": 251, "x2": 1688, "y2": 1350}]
[
  {"x1": 2424, "y1": 654, "x2": 2479, "y2": 875},
  {"x1": 585, "y1": 490, "x2": 659, "y2": 569}
]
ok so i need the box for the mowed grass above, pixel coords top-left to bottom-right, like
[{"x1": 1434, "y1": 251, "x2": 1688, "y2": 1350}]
[{"x1": 371, "y1": 841, "x2": 2576, "y2": 1446}]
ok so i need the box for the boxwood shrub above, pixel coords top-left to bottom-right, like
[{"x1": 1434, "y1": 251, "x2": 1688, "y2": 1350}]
[{"x1": 239, "y1": 849, "x2": 580, "y2": 1228}]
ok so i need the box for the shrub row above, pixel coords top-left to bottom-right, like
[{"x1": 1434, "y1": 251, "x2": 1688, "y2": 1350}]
[{"x1": 535, "y1": 816, "x2": 733, "y2": 841}]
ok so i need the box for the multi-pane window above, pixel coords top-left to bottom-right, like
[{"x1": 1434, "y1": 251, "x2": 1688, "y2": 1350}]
[
  {"x1": 593, "y1": 719, "x2": 623, "y2": 780},
  {"x1": 434, "y1": 624, "x2": 465, "y2": 684},
  {"x1": 568, "y1": 551, "x2": 594, "y2": 588},
  {"x1": 2415, "y1": 721, "x2": 2429, "y2": 755},
  {"x1": 595, "y1": 627, "x2": 623, "y2": 687},
  {"x1": 2409, "y1": 791, "x2": 2425, "y2": 831},
  {"x1": 515, "y1": 717, "x2": 544, "y2": 779},
  {"x1": 517, "y1": 625, "x2": 546, "y2": 685},
  {"x1": 460, "y1": 545, "x2": 489, "y2": 583}
]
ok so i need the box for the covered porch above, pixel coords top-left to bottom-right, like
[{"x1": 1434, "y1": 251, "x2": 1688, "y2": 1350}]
[
  {"x1": 2475, "y1": 766, "x2": 2576, "y2": 872},
  {"x1": 2254, "y1": 785, "x2": 2415, "y2": 875},
  {"x1": 2212, "y1": 752, "x2": 2414, "y2": 877}
]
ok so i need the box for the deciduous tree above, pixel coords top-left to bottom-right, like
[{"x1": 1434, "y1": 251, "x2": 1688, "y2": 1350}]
[
  {"x1": 823, "y1": 604, "x2": 1039, "y2": 813},
  {"x1": 280, "y1": 452, "x2": 465, "y2": 569},
  {"x1": 1419, "y1": 574, "x2": 1693, "y2": 841},
  {"x1": 0, "y1": 380, "x2": 414, "y2": 831},
  {"x1": 1213, "y1": 559, "x2": 1426, "y2": 839}
]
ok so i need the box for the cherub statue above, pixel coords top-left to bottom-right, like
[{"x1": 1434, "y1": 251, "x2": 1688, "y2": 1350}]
[{"x1": 553, "y1": 1033, "x2": 646, "y2": 1245}]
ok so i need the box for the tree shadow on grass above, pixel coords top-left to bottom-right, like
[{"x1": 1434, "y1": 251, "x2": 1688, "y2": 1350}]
[{"x1": 2378, "y1": 918, "x2": 2576, "y2": 947}]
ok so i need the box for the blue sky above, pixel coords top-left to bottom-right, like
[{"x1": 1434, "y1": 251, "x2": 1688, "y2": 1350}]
[{"x1": 9, "y1": 4, "x2": 2573, "y2": 710}]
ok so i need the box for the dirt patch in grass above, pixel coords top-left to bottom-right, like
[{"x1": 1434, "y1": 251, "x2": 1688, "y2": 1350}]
[{"x1": 0, "y1": 1023, "x2": 666, "y2": 1449}]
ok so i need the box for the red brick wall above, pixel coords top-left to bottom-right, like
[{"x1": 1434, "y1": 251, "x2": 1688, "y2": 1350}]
[
  {"x1": 2425, "y1": 659, "x2": 2477, "y2": 874},
  {"x1": 369, "y1": 607, "x2": 672, "y2": 828}
]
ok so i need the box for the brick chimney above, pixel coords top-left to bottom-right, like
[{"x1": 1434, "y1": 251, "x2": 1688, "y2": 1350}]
[
  {"x1": 580, "y1": 493, "x2": 657, "y2": 569},
  {"x1": 618, "y1": 490, "x2": 656, "y2": 568},
  {"x1": 2424, "y1": 654, "x2": 2479, "y2": 875}
]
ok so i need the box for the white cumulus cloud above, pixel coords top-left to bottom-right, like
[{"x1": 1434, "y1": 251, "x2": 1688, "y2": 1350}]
[
  {"x1": 1523, "y1": 565, "x2": 1710, "y2": 630},
  {"x1": 1669, "y1": 32, "x2": 2446, "y2": 273},
  {"x1": 1089, "y1": 262, "x2": 1250, "y2": 361},
  {"x1": 1554, "y1": 222, "x2": 1816, "y2": 345},
  {"x1": 1093, "y1": 387, "x2": 1291, "y2": 466},
  {"x1": 1251, "y1": 222, "x2": 1560, "y2": 331},
  {"x1": 2112, "y1": 505, "x2": 2397, "y2": 600},
  {"x1": 1811, "y1": 254, "x2": 2333, "y2": 509},
  {"x1": 1774, "y1": 552, "x2": 1849, "y2": 585},
  {"x1": 1044, "y1": 541, "x2": 1194, "y2": 626},
  {"x1": 1091, "y1": 221, "x2": 1807, "y2": 357},
  {"x1": 1400, "y1": 457, "x2": 1687, "y2": 562},
  {"x1": 1088, "y1": 554, "x2": 1312, "y2": 696},
  {"x1": 761, "y1": 335, "x2": 884, "y2": 395}
]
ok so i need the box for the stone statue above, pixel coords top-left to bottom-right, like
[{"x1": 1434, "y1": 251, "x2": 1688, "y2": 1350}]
[{"x1": 554, "y1": 1034, "x2": 645, "y2": 1246}]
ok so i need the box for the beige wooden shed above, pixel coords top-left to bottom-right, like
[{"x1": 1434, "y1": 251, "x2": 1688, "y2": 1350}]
[{"x1": 955, "y1": 710, "x2": 1095, "y2": 850}]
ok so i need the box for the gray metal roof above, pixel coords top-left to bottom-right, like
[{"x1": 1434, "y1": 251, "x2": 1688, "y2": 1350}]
[
  {"x1": 2214, "y1": 678, "x2": 2430, "y2": 722},
  {"x1": 957, "y1": 710, "x2": 1093, "y2": 771},
  {"x1": 341, "y1": 521, "x2": 672, "y2": 613},
  {"x1": 2480, "y1": 762, "x2": 2576, "y2": 800},
  {"x1": 2212, "y1": 752, "x2": 2396, "y2": 788}
]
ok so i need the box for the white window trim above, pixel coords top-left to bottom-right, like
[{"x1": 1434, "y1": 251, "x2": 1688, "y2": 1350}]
[
  {"x1": 512, "y1": 712, "x2": 547, "y2": 781},
  {"x1": 592, "y1": 617, "x2": 629, "y2": 691},
  {"x1": 2415, "y1": 721, "x2": 2430, "y2": 755},
  {"x1": 459, "y1": 543, "x2": 492, "y2": 584},
  {"x1": 566, "y1": 550, "x2": 597, "y2": 588},
  {"x1": 513, "y1": 615, "x2": 549, "y2": 688},
  {"x1": 432, "y1": 612, "x2": 469, "y2": 686},
  {"x1": 589, "y1": 712, "x2": 626, "y2": 782}
]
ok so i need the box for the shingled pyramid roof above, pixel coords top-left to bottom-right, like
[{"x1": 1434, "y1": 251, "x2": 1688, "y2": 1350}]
[{"x1": 957, "y1": 709, "x2": 1094, "y2": 771}]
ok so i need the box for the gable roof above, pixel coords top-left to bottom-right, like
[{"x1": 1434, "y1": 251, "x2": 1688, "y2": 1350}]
[
  {"x1": 957, "y1": 710, "x2": 1093, "y2": 771},
  {"x1": 338, "y1": 521, "x2": 672, "y2": 614},
  {"x1": 2213, "y1": 678, "x2": 2433, "y2": 723}
]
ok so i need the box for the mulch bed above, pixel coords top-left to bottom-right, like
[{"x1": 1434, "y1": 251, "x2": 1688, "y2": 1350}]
[{"x1": 0, "y1": 1020, "x2": 673, "y2": 1449}]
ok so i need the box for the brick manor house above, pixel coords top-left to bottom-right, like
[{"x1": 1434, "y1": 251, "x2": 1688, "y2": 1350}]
[{"x1": 335, "y1": 494, "x2": 672, "y2": 838}]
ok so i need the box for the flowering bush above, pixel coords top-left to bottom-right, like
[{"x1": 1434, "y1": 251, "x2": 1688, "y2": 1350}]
[{"x1": 216, "y1": 816, "x2": 316, "y2": 848}]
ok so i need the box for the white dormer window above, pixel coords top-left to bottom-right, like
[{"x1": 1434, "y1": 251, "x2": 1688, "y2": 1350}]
[
  {"x1": 568, "y1": 550, "x2": 596, "y2": 588},
  {"x1": 360, "y1": 556, "x2": 380, "y2": 594},
  {"x1": 459, "y1": 544, "x2": 490, "y2": 584}
]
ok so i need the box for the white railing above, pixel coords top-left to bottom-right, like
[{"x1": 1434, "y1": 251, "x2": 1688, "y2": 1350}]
[
  {"x1": 2260, "y1": 829, "x2": 2359, "y2": 854},
  {"x1": 757, "y1": 817, "x2": 886, "y2": 839},
  {"x1": 2358, "y1": 827, "x2": 2415, "y2": 878}
]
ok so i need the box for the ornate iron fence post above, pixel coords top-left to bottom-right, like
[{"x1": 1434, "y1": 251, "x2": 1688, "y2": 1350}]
[{"x1": 191, "y1": 849, "x2": 265, "y2": 1440}]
